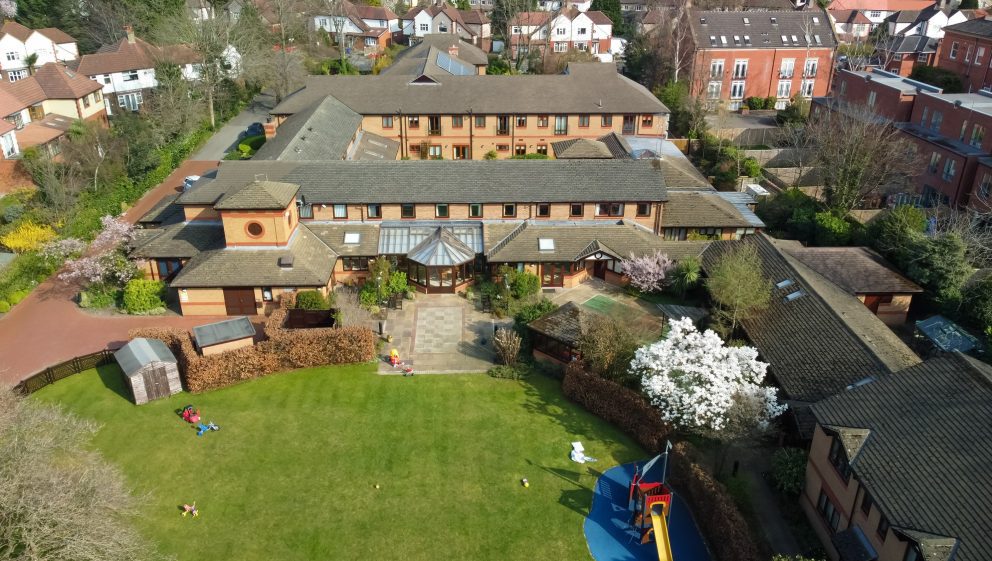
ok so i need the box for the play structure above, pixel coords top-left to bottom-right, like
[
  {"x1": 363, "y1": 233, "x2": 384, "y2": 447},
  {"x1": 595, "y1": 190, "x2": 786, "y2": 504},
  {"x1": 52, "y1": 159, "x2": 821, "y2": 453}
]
[
  {"x1": 387, "y1": 349, "x2": 415, "y2": 376},
  {"x1": 179, "y1": 405, "x2": 220, "y2": 436},
  {"x1": 629, "y1": 453, "x2": 675, "y2": 561}
]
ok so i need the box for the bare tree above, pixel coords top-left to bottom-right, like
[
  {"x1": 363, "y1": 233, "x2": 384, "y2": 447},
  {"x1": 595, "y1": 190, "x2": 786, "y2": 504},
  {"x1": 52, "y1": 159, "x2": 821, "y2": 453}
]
[
  {"x1": 0, "y1": 387, "x2": 163, "y2": 561},
  {"x1": 806, "y1": 102, "x2": 919, "y2": 215},
  {"x1": 926, "y1": 207, "x2": 992, "y2": 268},
  {"x1": 657, "y1": 4, "x2": 691, "y2": 83},
  {"x1": 21, "y1": 154, "x2": 83, "y2": 223},
  {"x1": 242, "y1": 0, "x2": 309, "y2": 102},
  {"x1": 144, "y1": 62, "x2": 207, "y2": 140},
  {"x1": 777, "y1": 122, "x2": 816, "y2": 189},
  {"x1": 62, "y1": 120, "x2": 126, "y2": 192}
]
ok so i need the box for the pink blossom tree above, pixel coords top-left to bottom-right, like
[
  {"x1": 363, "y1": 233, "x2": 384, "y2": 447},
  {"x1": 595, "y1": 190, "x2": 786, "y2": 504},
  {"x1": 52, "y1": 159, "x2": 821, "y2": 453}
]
[
  {"x1": 60, "y1": 216, "x2": 138, "y2": 286},
  {"x1": 620, "y1": 250, "x2": 674, "y2": 293}
]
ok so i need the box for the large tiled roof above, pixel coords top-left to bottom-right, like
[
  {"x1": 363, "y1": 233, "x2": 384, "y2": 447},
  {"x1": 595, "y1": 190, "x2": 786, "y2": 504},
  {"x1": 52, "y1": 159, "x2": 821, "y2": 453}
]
[
  {"x1": 486, "y1": 220, "x2": 710, "y2": 262},
  {"x1": 690, "y1": 9, "x2": 838, "y2": 50},
  {"x1": 14, "y1": 113, "x2": 73, "y2": 148},
  {"x1": 36, "y1": 27, "x2": 76, "y2": 44},
  {"x1": 943, "y1": 17, "x2": 992, "y2": 38},
  {"x1": 170, "y1": 225, "x2": 336, "y2": 288},
  {"x1": 272, "y1": 63, "x2": 668, "y2": 116},
  {"x1": 130, "y1": 223, "x2": 226, "y2": 259},
  {"x1": 661, "y1": 191, "x2": 762, "y2": 228},
  {"x1": 306, "y1": 223, "x2": 381, "y2": 256},
  {"x1": 214, "y1": 181, "x2": 300, "y2": 210},
  {"x1": 551, "y1": 138, "x2": 614, "y2": 159},
  {"x1": 782, "y1": 246, "x2": 922, "y2": 294},
  {"x1": 352, "y1": 4, "x2": 398, "y2": 21},
  {"x1": 0, "y1": 63, "x2": 100, "y2": 115},
  {"x1": 252, "y1": 96, "x2": 362, "y2": 161},
  {"x1": 812, "y1": 353, "x2": 992, "y2": 561},
  {"x1": 77, "y1": 37, "x2": 199, "y2": 76},
  {"x1": 879, "y1": 34, "x2": 937, "y2": 54},
  {"x1": 0, "y1": 21, "x2": 33, "y2": 42},
  {"x1": 137, "y1": 194, "x2": 184, "y2": 227},
  {"x1": 701, "y1": 234, "x2": 921, "y2": 402},
  {"x1": 177, "y1": 160, "x2": 671, "y2": 206}
]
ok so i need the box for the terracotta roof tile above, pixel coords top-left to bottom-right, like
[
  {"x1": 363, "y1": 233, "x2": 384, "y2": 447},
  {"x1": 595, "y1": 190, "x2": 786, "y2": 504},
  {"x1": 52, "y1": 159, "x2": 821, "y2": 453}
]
[
  {"x1": 36, "y1": 27, "x2": 76, "y2": 44},
  {"x1": 15, "y1": 113, "x2": 73, "y2": 149},
  {"x1": 77, "y1": 37, "x2": 201, "y2": 76},
  {"x1": 31, "y1": 63, "x2": 101, "y2": 99},
  {"x1": 0, "y1": 21, "x2": 32, "y2": 42}
]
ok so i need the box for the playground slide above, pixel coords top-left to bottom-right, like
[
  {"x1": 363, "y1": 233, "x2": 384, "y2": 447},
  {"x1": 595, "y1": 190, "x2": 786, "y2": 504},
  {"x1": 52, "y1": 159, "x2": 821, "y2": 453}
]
[{"x1": 650, "y1": 503, "x2": 675, "y2": 561}]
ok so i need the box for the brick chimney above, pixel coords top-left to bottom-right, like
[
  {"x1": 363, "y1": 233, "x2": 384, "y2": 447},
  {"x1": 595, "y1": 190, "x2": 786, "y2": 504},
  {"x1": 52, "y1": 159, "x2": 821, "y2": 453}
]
[
  {"x1": 447, "y1": 43, "x2": 458, "y2": 58},
  {"x1": 124, "y1": 25, "x2": 135, "y2": 44},
  {"x1": 263, "y1": 120, "x2": 277, "y2": 140}
]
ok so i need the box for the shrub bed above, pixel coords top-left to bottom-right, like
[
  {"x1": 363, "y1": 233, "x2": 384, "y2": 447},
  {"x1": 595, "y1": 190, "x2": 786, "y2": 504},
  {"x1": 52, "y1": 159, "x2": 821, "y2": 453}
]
[
  {"x1": 122, "y1": 279, "x2": 166, "y2": 314},
  {"x1": 669, "y1": 442, "x2": 760, "y2": 561},
  {"x1": 561, "y1": 363, "x2": 673, "y2": 453}
]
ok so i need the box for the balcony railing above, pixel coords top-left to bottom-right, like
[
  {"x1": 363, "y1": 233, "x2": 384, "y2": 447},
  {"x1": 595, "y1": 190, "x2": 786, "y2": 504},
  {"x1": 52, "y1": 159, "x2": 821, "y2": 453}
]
[
  {"x1": 780, "y1": 71, "x2": 794, "y2": 79},
  {"x1": 554, "y1": 127, "x2": 568, "y2": 135},
  {"x1": 732, "y1": 71, "x2": 747, "y2": 79},
  {"x1": 804, "y1": 69, "x2": 817, "y2": 78},
  {"x1": 496, "y1": 127, "x2": 510, "y2": 136},
  {"x1": 428, "y1": 128, "x2": 441, "y2": 136}
]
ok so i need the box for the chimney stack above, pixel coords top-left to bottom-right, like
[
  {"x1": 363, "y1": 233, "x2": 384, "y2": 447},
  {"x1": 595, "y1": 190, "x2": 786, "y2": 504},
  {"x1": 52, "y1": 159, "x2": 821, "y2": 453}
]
[
  {"x1": 263, "y1": 120, "x2": 277, "y2": 140},
  {"x1": 124, "y1": 25, "x2": 135, "y2": 44},
  {"x1": 447, "y1": 43, "x2": 459, "y2": 57}
]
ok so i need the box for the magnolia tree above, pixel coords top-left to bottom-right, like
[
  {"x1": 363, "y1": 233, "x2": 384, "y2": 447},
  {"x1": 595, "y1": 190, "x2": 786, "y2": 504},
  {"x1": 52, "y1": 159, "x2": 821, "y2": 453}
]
[
  {"x1": 0, "y1": 0, "x2": 15, "y2": 18},
  {"x1": 620, "y1": 250, "x2": 674, "y2": 293},
  {"x1": 60, "y1": 216, "x2": 137, "y2": 286},
  {"x1": 633, "y1": 317, "x2": 786, "y2": 436}
]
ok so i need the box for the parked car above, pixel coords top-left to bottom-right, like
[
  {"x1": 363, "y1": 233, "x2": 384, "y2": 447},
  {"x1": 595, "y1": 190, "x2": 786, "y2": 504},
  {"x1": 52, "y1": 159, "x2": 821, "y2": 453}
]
[
  {"x1": 240, "y1": 122, "x2": 264, "y2": 140},
  {"x1": 183, "y1": 175, "x2": 201, "y2": 192}
]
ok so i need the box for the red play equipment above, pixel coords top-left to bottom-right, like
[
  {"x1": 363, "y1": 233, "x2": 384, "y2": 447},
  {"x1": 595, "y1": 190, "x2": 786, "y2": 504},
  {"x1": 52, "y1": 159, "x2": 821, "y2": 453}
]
[
  {"x1": 181, "y1": 405, "x2": 200, "y2": 424},
  {"x1": 628, "y1": 450, "x2": 676, "y2": 561}
]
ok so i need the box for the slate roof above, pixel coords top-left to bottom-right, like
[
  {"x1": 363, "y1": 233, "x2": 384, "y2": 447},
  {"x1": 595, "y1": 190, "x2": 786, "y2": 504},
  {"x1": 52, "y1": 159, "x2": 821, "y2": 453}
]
[
  {"x1": 252, "y1": 96, "x2": 362, "y2": 161},
  {"x1": 943, "y1": 16, "x2": 992, "y2": 38},
  {"x1": 597, "y1": 132, "x2": 633, "y2": 159},
  {"x1": 487, "y1": 220, "x2": 710, "y2": 262},
  {"x1": 879, "y1": 34, "x2": 937, "y2": 54},
  {"x1": 690, "y1": 9, "x2": 838, "y2": 50},
  {"x1": 306, "y1": 223, "x2": 381, "y2": 256},
  {"x1": 213, "y1": 180, "x2": 299, "y2": 210},
  {"x1": 662, "y1": 191, "x2": 762, "y2": 228},
  {"x1": 551, "y1": 138, "x2": 614, "y2": 159},
  {"x1": 137, "y1": 194, "x2": 184, "y2": 227},
  {"x1": 130, "y1": 223, "x2": 226, "y2": 259},
  {"x1": 177, "y1": 160, "x2": 671, "y2": 206},
  {"x1": 782, "y1": 246, "x2": 922, "y2": 294},
  {"x1": 812, "y1": 353, "x2": 992, "y2": 561},
  {"x1": 701, "y1": 234, "x2": 921, "y2": 403},
  {"x1": 528, "y1": 301, "x2": 589, "y2": 346},
  {"x1": 272, "y1": 63, "x2": 668, "y2": 117},
  {"x1": 170, "y1": 225, "x2": 336, "y2": 288}
]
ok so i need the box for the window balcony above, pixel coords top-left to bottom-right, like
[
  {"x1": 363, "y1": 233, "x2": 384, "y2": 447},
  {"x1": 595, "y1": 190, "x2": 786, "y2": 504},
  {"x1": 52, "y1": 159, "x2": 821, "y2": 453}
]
[
  {"x1": 428, "y1": 128, "x2": 442, "y2": 136},
  {"x1": 732, "y1": 71, "x2": 747, "y2": 79},
  {"x1": 780, "y1": 71, "x2": 794, "y2": 79},
  {"x1": 496, "y1": 127, "x2": 510, "y2": 136}
]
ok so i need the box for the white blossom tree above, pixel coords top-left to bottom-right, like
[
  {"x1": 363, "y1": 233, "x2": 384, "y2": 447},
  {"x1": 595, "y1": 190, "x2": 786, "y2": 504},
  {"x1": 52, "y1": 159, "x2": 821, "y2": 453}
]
[
  {"x1": 0, "y1": 0, "x2": 16, "y2": 18},
  {"x1": 633, "y1": 317, "x2": 786, "y2": 434},
  {"x1": 620, "y1": 250, "x2": 674, "y2": 293}
]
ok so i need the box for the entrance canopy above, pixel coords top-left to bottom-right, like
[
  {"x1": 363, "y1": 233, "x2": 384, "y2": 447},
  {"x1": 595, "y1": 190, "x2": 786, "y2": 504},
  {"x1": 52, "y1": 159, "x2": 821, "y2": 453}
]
[{"x1": 406, "y1": 227, "x2": 476, "y2": 266}]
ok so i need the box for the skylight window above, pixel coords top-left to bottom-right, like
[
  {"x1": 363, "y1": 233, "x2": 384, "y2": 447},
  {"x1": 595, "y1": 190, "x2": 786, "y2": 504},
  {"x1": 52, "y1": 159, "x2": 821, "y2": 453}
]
[
  {"x1": 770, "y1": 16, "x2": 777, "y2": 24},
  {"x1": 744, "y1": 35, "x2": 752, "y2": 46},
  {"x1": 700, "y1": 17, "x2": 707, "y2": 25},
  {"x1": 776, "y1": 279, "x2": 795, "y2": 289},
  {"x1": 344, "y1": 232, "x2": 361, "y2": 244},
  {"x1": 733, "y1": 35, "x2": 741, "y2": 46},
  {"x1": 538, "y1": 238, "x2": 555, "y2": 251},
  {"x1": 784, "y1": 290, "x2": 805, "y2": 302},
  {"x1": 782, "y1": 35, "x2": 789, "y2": 44},
  {"x1": 720, "y1": 36, "x2": 728, "y2": 46},
  {"x1": 814, "y1": 34, "x2": 822, "y2": 45},
  {"x1": 791, "y1": 34, "x2": 799, "y2": 42},
  {"x1": 710, "y1": 35, "x2": 717, "y2": 46},
  {"x1": 812, "y1": 16, "x2": 820, "y2": 24},
  {"x1": 743, "y1": 17, "x2": 750, "y2": 24}
]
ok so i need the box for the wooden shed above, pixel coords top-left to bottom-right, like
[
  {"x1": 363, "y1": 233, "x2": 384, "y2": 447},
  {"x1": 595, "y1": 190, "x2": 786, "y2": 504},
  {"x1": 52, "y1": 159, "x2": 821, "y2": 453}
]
[
  {"x1": 193, "y1": 316, "x2": 256, "y2": 356},
  {"x1": 527, "y1": 302, "x2": 589, "y2": 365},
  {"x1": 114, "y1": 338, "x2": 182, "y2": 405}
]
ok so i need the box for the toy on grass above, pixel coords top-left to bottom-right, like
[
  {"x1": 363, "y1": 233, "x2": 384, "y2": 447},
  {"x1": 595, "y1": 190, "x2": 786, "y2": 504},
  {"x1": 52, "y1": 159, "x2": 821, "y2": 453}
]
[
  {"x1": 402, "y1": 366, "x2": 414, "y2": 377},
  {"x1": 181, "y1": 502, "x2": 199, "y2": 517},
  {"x1": 389, "y1": 348, "x2": 400, "y2": 367},
  {"x1": 197, "y1": 421, "x2": 220, "y2": 436},
  {"x1": 521, "y1": 478, "x2": 529, "y2": 488},
  {"x1": 180, "y1": 405, "x2": 200, "y2": 424}
]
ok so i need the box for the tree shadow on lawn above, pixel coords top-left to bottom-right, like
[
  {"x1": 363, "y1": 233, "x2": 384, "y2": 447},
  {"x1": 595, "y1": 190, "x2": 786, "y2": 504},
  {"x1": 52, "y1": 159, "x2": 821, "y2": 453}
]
[
  {"x1": 95, "y1": 363, "x2": 133, "y2": 402},
  {"x1": 526, "y1": 459, "x2": 599, "y2": 517},
  {"x1": 518, "y1": 375, "x2": 618, "y2": 445}
]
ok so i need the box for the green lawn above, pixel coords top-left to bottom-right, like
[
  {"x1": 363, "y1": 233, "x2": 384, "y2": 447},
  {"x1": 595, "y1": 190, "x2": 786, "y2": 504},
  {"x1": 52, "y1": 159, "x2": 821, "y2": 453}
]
[{"x1": 33, "y1": 364, "x2": 645, "y2": 561}]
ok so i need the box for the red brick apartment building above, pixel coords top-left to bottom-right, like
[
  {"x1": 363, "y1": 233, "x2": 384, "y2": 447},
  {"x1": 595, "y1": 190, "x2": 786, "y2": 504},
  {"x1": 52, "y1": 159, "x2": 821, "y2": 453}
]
[
  {"x1": 935, "y1": 17, "x2": 992, "y2": 93},
  {"x1": 687, "y1": 9, "x2": 838, "y2": 110},
  {"x1": 819, "y1": 68, "x2": 992, "y2": 209}
]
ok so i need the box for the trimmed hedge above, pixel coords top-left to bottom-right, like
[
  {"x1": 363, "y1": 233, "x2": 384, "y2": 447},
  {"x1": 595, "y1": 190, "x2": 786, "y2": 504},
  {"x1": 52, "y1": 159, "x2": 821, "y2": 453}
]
[
  {"x1": 561, "y1": 363, "x2": 673, "y2": 453},
  {"x1": 129, "y1": 298, "x2": 376, "y2": 392},
  {"x1": 669, "y1": 442, "x2": 760, "y2": 561}
]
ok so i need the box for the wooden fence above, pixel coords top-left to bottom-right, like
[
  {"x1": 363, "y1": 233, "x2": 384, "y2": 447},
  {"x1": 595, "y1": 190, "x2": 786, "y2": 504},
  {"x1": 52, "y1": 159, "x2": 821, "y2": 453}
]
[{"x1": 14, "y1": 349, "x2": 116, "y2": 395}]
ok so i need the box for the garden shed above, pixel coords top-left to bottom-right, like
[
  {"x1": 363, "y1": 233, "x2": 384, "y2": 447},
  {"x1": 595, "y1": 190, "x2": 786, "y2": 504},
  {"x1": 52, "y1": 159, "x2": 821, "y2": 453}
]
[
  {"x1": 114, "y1": 338, "x2": 182, "y2": 405},
  {"x1": 528, "y1": 302, "x2": 589, "y2": 364},
  {"x1": 194, "y1": 316, "x2": 256, "y2": 356}
]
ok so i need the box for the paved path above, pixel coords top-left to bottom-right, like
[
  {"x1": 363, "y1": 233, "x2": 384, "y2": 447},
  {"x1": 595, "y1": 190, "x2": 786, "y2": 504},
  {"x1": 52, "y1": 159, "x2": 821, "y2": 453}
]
[
  {"x1": 190, "y1": 94, "x2": 274, "y2": 161},
  {"x1": 123, "y1": 160, "x2": 219, "y2": 222}
]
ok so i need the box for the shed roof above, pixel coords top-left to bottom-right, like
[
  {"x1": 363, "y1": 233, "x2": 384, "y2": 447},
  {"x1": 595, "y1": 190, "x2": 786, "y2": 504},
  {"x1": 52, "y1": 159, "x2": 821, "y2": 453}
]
[
  {"x1": 663, "y1": 191, "x2": 762, "y2": 228},
  {"x1": 782, "y1": 246, "x2": 922, "y2": 294},
  {"x1": 252, "y1": 96, "x2": 363, "y2": 161},
  {"x1": 528, "y1": 301, "x2": 589, "y2": 346},
  {"x1": 193, "y1": 316, "x2": 256, "y2": 347},
  {"x1": 114, "y1": 338, "x2": 178, "y2": 377}
]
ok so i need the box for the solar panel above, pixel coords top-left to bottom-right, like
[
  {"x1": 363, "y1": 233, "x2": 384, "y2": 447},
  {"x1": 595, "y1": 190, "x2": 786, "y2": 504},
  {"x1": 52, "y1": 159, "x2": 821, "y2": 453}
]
[
  {"x1": 435, "y1": 51, "x2": 475, "y2": 76},
  {"x1": 776, "y1": 279, "x2": 794, "y2": 289},
  {"x1": 784, "y1": 290, "x2": 805, "y2": 302}
]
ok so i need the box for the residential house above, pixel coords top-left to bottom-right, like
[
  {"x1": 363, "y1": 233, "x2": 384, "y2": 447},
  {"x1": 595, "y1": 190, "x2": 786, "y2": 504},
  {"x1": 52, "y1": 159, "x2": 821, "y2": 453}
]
[
  {"x1": 538, "y1": 0, "x2": 593, "y2": 11},
  {"x1": 131, "y1": 157, "x2": 760, "y2": 314},
  {"x1": 815, "y1": 68, "x2": 992, "y2": 208},
  {"x1": 687, "y1": 9, "x2": 839, "y2": 110},
  {"x1": 882, "y1": 3, "x2": 966, "y2": 39},
  {"x1": 826, "y1": 0, "x2": 934, "y2": 40},
  {"x1": 312, "y1": 0, "x2": 400, "y2": 53},
  {"x1": 0, "y1": 21, "x2": 78, "y2": 82},
  {"x1": 778, "y1": 245, "x2": 923, "y2": 324},
  {"x1": 76, "y1": 27, "x2": 201, "y2": 115},
  {"x1": 829, "y1": 10, "x2": 873, "y2": 40},
  {"x1": 509, "y1": 8, "x2": 613, "y2": 61},
  {"x1": 934, "y1": 18, "x2": 992, "y2": 94},
  {"x1": 804, "y1": 352, "x2": 992, "y2": 561},
  {"x1": 0, "y1": 62, "x2": 106, "y2": 158},
  {"x1": 401, "y1": 2, "x2": 492, "y2": 51},
  {"x1": 266, "y1": 41, "x2": 670, "y2": 160},
  {"x1": 701, "y1": 234, "x2": 921, "y2": 436},
  {"x1": 876, "y1": 34, "x2": 938, "y2": 76}
]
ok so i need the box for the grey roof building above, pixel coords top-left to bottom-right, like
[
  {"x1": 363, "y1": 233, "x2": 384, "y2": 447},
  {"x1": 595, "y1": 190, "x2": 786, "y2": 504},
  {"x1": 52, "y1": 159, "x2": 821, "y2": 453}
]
[{"x1": 688, "y1": 9, "x2": 838, "y2": 50}]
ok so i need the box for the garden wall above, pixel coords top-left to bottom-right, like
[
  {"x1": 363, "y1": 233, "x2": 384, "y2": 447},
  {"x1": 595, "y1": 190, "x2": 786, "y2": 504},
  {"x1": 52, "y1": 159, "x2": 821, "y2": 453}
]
[
  {"x1": 560, "y1": 363, "x2": 759, "y2": 561},
  {"x1": 130, "y1": 300, "x2": 376, "y2": 392}
]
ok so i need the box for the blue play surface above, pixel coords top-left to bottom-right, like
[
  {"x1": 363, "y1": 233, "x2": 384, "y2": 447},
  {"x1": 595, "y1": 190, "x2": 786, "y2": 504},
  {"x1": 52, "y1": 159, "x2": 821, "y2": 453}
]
[{"x1": 584, "y1": 462, "x2": 711, "y2": 561}]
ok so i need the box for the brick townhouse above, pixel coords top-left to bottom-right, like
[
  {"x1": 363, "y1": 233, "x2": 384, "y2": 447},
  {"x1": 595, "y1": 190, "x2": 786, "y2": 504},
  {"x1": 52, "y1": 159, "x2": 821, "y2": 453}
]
[
  {"x1": 264, "y1": 37, "x2": 670, "y2": 161},
  {"x1": 821, "y1": 68, "x2": 992, "y2": 209},
  {"x1": 934, "y1": 18, "x2": 992, "y2": 94},
  {"x1": 803, "y1": 352, "x2": 992, "y2": 561},
  {"x1": 508, "y1": 8, "x2": 613, "y2": 61},
  {"x1": 687, "y1": 9, "x2": 838, "y2": 110}
]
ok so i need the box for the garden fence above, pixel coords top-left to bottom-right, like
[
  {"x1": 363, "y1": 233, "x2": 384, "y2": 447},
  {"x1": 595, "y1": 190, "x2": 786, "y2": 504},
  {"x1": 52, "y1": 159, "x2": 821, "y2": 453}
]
[{"x1": 14, "y1": 349, "x2": 116, "y2": 395}]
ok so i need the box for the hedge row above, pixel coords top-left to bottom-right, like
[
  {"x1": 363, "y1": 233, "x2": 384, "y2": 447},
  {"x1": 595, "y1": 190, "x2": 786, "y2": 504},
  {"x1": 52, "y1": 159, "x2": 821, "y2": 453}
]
[
  {"x1": 561, "y1": 362, "x2": 673, "y2": 454},
  {"x1": 669, "y1": 442, "x2": 760, "y2": 561},
  {"x1": 560, "y1": 363, "x2": 758, "y2": 561},
  {"x1": 129, "y1": 300, "x2": 376, "y2": 392}
]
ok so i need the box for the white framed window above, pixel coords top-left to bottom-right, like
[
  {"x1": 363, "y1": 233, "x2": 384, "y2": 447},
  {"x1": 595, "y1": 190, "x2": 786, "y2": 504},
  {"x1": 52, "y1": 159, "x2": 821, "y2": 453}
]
[
  {"x1": 804, "y1": 58, "x2": 818, "y2": 77},
  {"x1": 4, "y1": 51, "x2": 15, "y2": 61},
  {"x1": 707, "y1": 81, "x2": 722, "y2": 99},
  {"x1": 928, "y1": 151, "x2": 941, "y2": 173},
  {"x1": 8, "y1": 69, "x2": 26, "y2": 82},
  {"x1": 777, "y1": 80, "x2": 792, "y2": 99},
  {"x1": 118, "y1": 91, "x2": 143, "y2": 111},
  {"x1": 942, "y1": 159, "x2": 957, "y2": 181},
  {"x1": 333, "y1": 204, "x2": 347, "y2": 218},
  {"x1": 318, "y1": 17, "x2": 329, "y2": 28},
  {"x1": 800, "y1": 80, "x2": 814, "y2": 97},
  {"x1": 122, "y1": 70, "x2": 139, "y2": 81},
  {"x1": 730, "y1": 80, "x2": 745, "y2": 100},
  {"x1": 971, "y1": 124, "x2": 985, "y2": 148},
  {"x1": 556, "y1": 27, "x2": 566, "y2": 35},
  {"x1": 868, "y1": 10, "x2": 881, "y2": 18},
  {"x1": 868, "y1": 91, "x2": 877, "y2": 108},
  {"x1": 733, "y1": 59, "x2": 748, "y2": 79},
  {"x1": 553, "y1": 41, "x2": 566, "y2": 53},
  {"x1": 950, "y1": 41, "x2": 959, "y2": 59},
  {"x1": 102, "y1": 75, "x2": 111, "y2": 84},
  {"x1": 577, "y1": 42, "x2": 587, "y2": 51},
  {"x1": 577, "y1": 27, "x2": 587, "y2": 35},
  {"x1": 710, "y1": 59, "x2": 724, "y2": 78},
  {"x1": 918, "y1": 52, "x2": 929, "y2": 63},
  {"x1": 780, "y1": 58, "x2": 795, "y2": 78},
  {"x1": 512, "y1": 26, "x2": 520, "y2": 34},
  {"x1": 977, "y1": 47, "x2": 986, "y2": 66},
  {"x1": 965, "y1": 45, "x2": 973, "y2": 64},
  {"x1": 364, "y1": 37, "x2": 376, "y2": 46},
  {"x1": 0, "y1": 132, "x2": 16, "y2": 158},
  {"x1": 419, "y1": 23, "x2": 429, "y2": 32}
]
